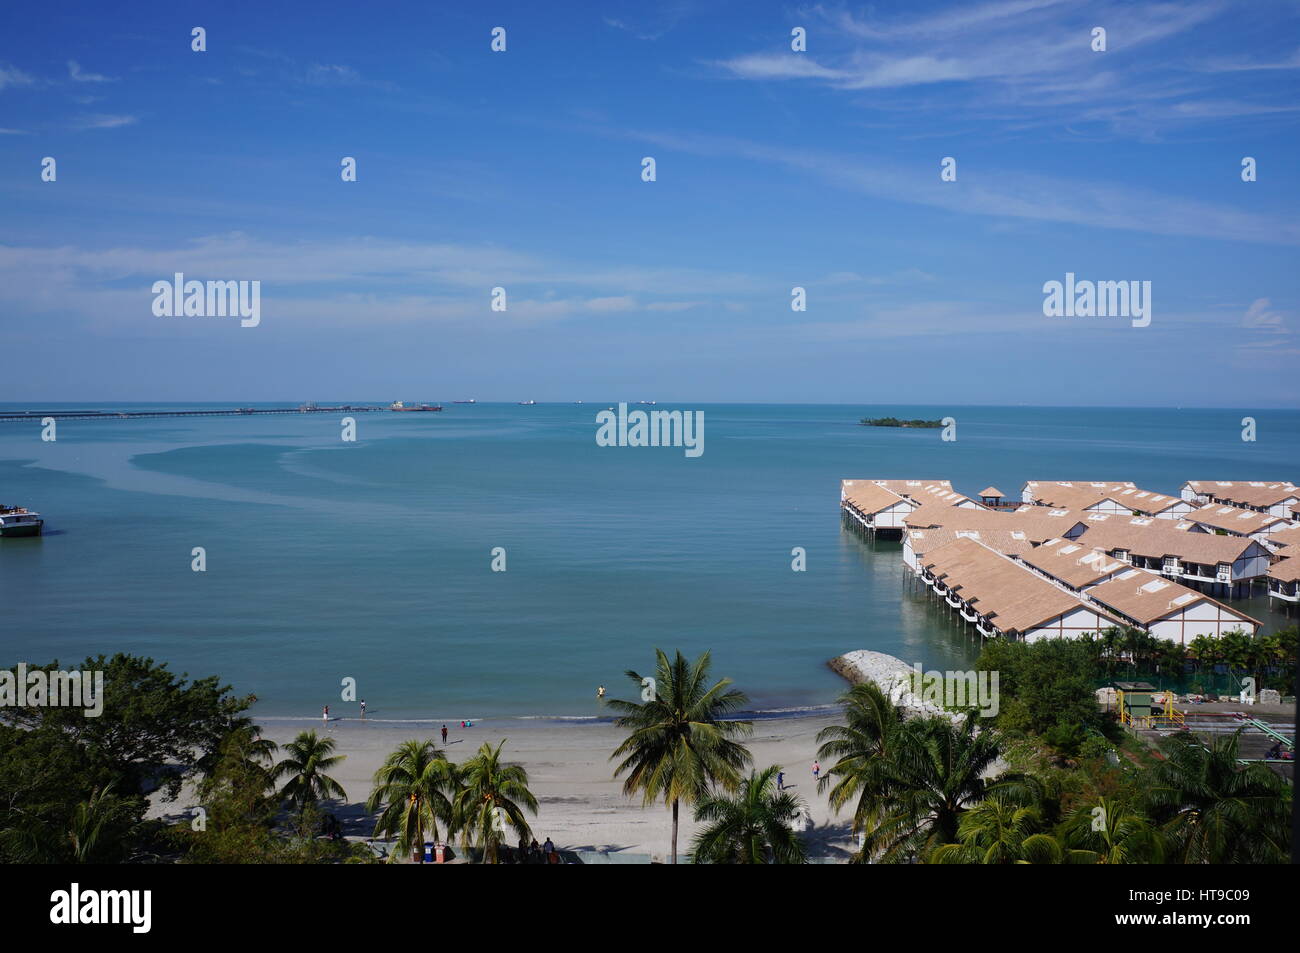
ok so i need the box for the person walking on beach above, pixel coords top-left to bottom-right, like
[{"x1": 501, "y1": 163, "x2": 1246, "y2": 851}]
[
  {"x1": 322, "y1": 705, "x2": 329, "y2": 725},
  {"x1": 776, "y1": 770, "x2": 785, "y2": 791},
  {"x1": 441, "y1": 724, "x2": 448, "y2": 745},
  {"x1": 543, "y1": 837, "x2": 556, "y2": 864},
  {"x1": 360, "y1": 699, "x2": 366, "y2": 719},
  {"x1": 812, "y1": 760, "x2": 820, "y2": 783}
]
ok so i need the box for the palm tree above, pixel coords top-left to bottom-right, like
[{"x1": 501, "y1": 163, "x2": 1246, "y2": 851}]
[
  {"x1": 367, "y1": 739, "x2": 457, "y2": 863},
  {"x1": 861, "y1": 713, "x2": 1007, "y2": 863},
  {"x1": 454, "y1": 740, "x2": 538, "y2": 864},
  {"x1": 272, "y1": 730, "x2": 347, "y2": 818},
  {"x1": 691, "y1": 765, "x2": 806, "y2": 864},
  {"x1": 1060, "y1": 796, "x2": 1165, "y2": 864},
  {"x1": 67, "y1": 784, "x2": 137, "y2": 863},
  {"x1": 815, "y1": 681, "x2": 907, "y2": 837},
  {"x1": 1143, "y1": 732, "x2": 1290, "y2": 863},
  {"x1": 608, "y1": 649, "x2": 753, "y2": 863},
  {"x1": 929, "y1": 794, "x2": 1079, "y2": 864},
  {"x1": 0, "y1": 784, "x2": 137, "y2": 864}
]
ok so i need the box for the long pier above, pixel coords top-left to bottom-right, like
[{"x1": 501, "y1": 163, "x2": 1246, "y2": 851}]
[{"x1": 0, "y1": 405, "x2": 382, "y2": 422}]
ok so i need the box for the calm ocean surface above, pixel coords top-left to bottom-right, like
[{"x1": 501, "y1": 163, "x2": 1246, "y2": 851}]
[{"x1": 2, "y1": 403, "x2": 1297, "y2": 721}]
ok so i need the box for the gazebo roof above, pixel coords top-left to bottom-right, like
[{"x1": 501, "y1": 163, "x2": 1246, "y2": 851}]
[{"x1": 979, "y1": 486, "x2": 1005, "y2": 498}]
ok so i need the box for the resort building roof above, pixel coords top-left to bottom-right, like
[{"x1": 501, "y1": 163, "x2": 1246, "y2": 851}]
[
  {"x1": 1076, "y1": 517, "x2": 1264, "y2": 565},
  {"x1": 1268, "y1": 557, "x2": 1300, "y2": 583},
  {"x1": 905, "y1": 527, "x2": 1035, "y2": 560},
  {"x1": 1017, "y1": 538, "x2": 1130, "y2": 589},
  {"x1": 1182, "y1": 481, "x2": 1300, "y2": 509},
  {"x1": 918, "y1": 537, "x2": 1122, "y2": 635},
  {"x1": 904, "y1": 503, "x2": 1089, "y2": 543},
  {"x1": 1268, "y1": 556, "x2": 1300, "y2": 579},
  {"x1": 1085, "y1": 567, "x2": 1261, "y2": 629},
  {"x1": 841, "y1": 479, "x2": 910, "y2": 516},
  {"x1": 1186, "y1": 503, "x2": 1291, "y2": 536},
  {"x1": 1022, "y1": 481, "x2": 1136, "y2": 510},
  {"x1": 1264, "y1": 525, "x2": 1300, "y2": 553}
]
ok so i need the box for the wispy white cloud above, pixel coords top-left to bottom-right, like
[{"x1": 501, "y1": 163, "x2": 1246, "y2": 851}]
[
  {"x1": 303, "y1": 63, "x2": 363, "y2": 86},
  {"x1": 67, "y1": 60, "x2": 115, "y2": 83},
  {"x1": 69, "y1": 113, "x2": 138, "y2": 130},
  {"x1": 0, "y1": 234, "x2": 770, "y2": 330},
  {"x1": 0, "y1": 64, "x2": 36, "y2": 91},
  {"x1": 709, "y1": 0, "x2": 1290, "y2": 136},
  {"x1": 626, "y1": 128, "x2": 1300, "y2": 245},
  {"x1": 1233, "y1": 298, "x2": 1299, "y2": 364}
]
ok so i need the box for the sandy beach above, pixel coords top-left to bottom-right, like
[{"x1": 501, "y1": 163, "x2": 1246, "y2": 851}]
[{"x1": 152, "y1": 708, "x2": 857, "y2": 862}]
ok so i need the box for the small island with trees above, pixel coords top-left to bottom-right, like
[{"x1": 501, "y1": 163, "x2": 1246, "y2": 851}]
[{"x1": 860, "y1": 416, "x2": 944, "y2": 428}]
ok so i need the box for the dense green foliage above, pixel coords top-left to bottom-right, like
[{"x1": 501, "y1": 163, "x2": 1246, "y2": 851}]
[
  {"x1": 3, "y1": 644, "x2": 1290, "y2": 865},
  {"x1": 0, "y1": 655, "x2": 251, "y2": 863}
]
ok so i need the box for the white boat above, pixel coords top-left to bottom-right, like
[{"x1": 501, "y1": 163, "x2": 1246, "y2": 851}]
[
  {"x1": 0, "y1": 505, "x2": 43, "y2": 537},
  {"x1": 517, "y1": 400, "x2": 536, "y2": 405}
]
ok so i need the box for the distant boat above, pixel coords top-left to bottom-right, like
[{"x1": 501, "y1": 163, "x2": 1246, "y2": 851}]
[
  {"x1": 453, "y1": 399, "x2": 476, "y2": 404},
  {"x1": 517, "y1": 400, "x2": 536, "y2": 406},
  {"x1": 638, "y1": 400, "x2": 657, "y2": 405},
  {"x1": 0, "y1": 504, "x2": 43, "y2": 537},
  {"x1": 389, "y1": 401, "x2": 443, "y2": 412}
]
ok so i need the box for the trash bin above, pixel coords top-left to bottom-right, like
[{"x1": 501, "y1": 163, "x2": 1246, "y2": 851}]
[
  {"x1": 435, "y1": 843, "x2": 448, "y2": 864},
  {"x1": 422, "y1": 842, "x2": 434, "y2": 864}
]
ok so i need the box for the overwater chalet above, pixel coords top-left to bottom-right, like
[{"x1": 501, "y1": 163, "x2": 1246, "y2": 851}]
[
  {"x1": 1262, "y1": 524, "x2": 1300, "y2": 556},
  {"x1": 1267, "y1": 558, "x2": 1300, "y2": 604},
  {"x1": 1112, "y1": 486, "x2": 1198, "y2": 519},
  {"x1": 1022, "y1": 480, "x2": 1134, "y2": 511},
  {"x1": 869, "y1": 479, "x2": 984, "y2": 509},
  {"x1": 1180, "y1": 480, "x2": 1300, "y2": 519},
  {"x1": 1184, "y1": 503, "x2": 1294, "y2": 543},
  {"x1": 1073, "y1": 516, "x2": 1271, "y2": 593},
  {"x1": 903, "y1": 502, "x2": 1091, "y2": 545},
  {"x1": 840, "y1": 480, "x2": 918, "y2": 533},
  {"x1": 1083, "y1": 568, "x2": 1260, "y2": 642},
  {"x1": 840, "y1": 479, "x2": 981, "y2": 534},
  {"x1": 1015, "y1": 538, "x2": 1132, "y2": 591},
  {"x1": 1021, "y1": 481, "x2": 1196, "y2": 519},
  {"x1": 915, "y1": 537, "x2": 1124, "y2": 642},
  {"x1": 902, "y1": 526, "x2": 1034, "y2": 573}
]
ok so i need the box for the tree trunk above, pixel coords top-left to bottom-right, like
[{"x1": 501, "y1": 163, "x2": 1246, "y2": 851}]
[{"x1": 671, "y1": 798, "x2": 679, "y2": 864}]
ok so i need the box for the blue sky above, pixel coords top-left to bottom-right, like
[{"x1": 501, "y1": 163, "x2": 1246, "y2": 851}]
[{"x1": 1, "y1": 0, "x2": 1297, "y2": 405}]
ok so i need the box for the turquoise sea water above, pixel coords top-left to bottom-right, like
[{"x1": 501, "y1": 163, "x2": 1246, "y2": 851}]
[{"x1": 2, "y1": 403, "x2": 1297, "y2": 720}]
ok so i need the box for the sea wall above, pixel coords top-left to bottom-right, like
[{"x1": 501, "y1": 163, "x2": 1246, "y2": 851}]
[{"x1": 828, "y1": 650, "x2": 963, "y2": 724}]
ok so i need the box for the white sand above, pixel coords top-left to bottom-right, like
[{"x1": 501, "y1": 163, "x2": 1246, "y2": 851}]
[{"x1": 158, "y1": 711, "x2": 858, "y2": 861}]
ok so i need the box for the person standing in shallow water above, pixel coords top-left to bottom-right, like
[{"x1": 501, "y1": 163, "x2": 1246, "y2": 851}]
[{"x1": 360, "y1": 699, "x2": 366, "y2": 719}]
